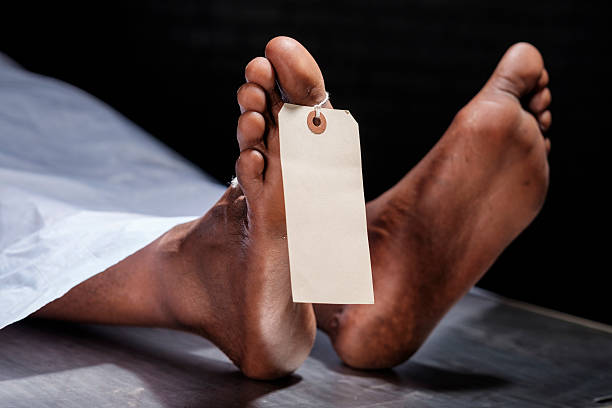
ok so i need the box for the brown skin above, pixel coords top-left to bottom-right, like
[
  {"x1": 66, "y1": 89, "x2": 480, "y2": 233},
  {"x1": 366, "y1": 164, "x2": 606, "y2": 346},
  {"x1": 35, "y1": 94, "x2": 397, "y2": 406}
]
[
  {"x1": 315, "y1": 42, "x2": 551, "y2": 368},
  {"x1": 36, "y1": 167, "x2": 315, "y2": 382},
  {"x1": 35, "y1": 37, "x2": 551, "y2": 377},
  {"x1": 35, "y1": 38, "x2": 325, "y2": 381}
]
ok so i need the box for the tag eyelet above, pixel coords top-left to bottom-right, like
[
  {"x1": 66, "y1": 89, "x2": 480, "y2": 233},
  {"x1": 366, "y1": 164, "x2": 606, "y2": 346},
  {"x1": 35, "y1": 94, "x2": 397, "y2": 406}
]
[{"x1": 307, "y1": 111, "x2": 327, "y2": 134}]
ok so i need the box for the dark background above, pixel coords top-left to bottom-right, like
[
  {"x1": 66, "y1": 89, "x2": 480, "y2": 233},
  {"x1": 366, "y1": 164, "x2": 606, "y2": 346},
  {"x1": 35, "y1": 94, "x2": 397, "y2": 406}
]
[{"x1": 1, "y1": 1, "x2": 608, "y2": 323}]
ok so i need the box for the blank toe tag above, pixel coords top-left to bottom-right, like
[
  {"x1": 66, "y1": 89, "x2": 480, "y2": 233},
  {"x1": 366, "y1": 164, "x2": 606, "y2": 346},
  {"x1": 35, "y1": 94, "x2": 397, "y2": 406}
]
[{"x1": 279, "y1": 103, "x2": 374, "y2": 304}]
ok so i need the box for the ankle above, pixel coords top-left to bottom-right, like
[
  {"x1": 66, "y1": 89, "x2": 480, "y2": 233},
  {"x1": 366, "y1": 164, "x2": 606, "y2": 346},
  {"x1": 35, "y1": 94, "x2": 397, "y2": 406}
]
[{"x1": 151, "y1": 219, "x2": 214, "y2": 331}]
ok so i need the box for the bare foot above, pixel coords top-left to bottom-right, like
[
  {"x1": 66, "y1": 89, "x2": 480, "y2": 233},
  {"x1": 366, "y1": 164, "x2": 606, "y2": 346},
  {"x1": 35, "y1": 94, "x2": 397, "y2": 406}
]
[
  {"x1": 34, "y1": 36, "x2": 328, "y2": 380},
  {"x1": 315, "y1": 43, "x2": 552, "y2": 369},
  {"x1": 153, "y1": 38, "x2": 336, "y2": 379}
]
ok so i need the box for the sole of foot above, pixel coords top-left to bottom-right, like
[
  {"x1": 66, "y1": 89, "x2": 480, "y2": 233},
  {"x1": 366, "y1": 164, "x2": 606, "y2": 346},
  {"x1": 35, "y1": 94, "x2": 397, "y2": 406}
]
[
  {"x1": 315, "y1": 42, "x2": 552, "y2": 369},
  {"x1": 157, "y1": 37, "x2": 334, "y2": 380}
]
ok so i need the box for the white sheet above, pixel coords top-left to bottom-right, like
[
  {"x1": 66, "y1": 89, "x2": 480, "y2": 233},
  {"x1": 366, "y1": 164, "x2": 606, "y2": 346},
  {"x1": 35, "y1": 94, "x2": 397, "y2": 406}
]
[{"x1": 0, "y1": 53, "x2": 226, "y2": 329}]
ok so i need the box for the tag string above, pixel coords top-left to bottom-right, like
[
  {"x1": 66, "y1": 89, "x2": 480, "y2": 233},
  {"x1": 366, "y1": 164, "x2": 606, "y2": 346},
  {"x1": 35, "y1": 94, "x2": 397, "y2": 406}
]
[{"x1": 313, "y1": 92, "x2": 330, "y2": 118}]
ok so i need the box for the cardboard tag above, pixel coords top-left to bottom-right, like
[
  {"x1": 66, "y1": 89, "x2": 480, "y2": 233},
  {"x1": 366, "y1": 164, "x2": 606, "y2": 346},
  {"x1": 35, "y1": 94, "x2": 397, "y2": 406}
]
[{"x1": 279, "y1": 103, "x2": 374, "y2": 304}]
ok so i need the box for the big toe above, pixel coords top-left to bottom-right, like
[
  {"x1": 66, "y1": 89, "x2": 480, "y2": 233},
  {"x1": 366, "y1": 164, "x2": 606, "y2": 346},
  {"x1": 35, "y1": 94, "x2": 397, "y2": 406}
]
[
  {"x1": 265, "y1": 36, "x2": 330, "y2": 108},
  {"x1": 489, "y1": 42, "x2": 545, "y2": 98}
]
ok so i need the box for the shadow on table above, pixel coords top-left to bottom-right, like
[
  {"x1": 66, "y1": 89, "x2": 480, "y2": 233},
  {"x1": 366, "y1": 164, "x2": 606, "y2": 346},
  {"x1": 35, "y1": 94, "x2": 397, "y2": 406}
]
[
  {"x1": 0, "y1": 319, "x2": 300, "y2": 407},
  {"x1": 308, "y1": 328, "x2": 509, "y2": 393}
]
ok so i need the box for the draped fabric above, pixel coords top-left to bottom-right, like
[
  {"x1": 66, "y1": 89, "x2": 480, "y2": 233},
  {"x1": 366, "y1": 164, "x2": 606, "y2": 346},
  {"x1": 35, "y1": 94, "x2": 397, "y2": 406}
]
[{"x1": 0, "y1": 53, "x2": 225, "y2": 328}]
